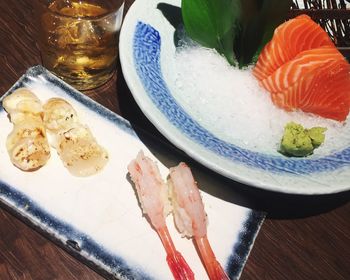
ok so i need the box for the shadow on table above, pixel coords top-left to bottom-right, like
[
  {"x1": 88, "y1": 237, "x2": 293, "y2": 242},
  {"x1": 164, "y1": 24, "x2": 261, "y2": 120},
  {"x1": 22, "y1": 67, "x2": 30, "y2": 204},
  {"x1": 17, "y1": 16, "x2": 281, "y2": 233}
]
[{"x1": 116, "y1": 62, "x2": 350, "y2": 220}]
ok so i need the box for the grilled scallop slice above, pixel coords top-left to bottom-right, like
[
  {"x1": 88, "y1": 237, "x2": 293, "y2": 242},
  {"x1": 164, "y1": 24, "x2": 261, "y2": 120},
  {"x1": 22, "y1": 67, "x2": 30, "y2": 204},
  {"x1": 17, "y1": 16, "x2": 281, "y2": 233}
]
[
  {"x1": 56, "y1": 124, "x2": 109, "y2": 177},
  {"x1": 43, "y1": 98, "x2": 108, "y2": 176},
  {"x1": 6, "y1": 118, "x2": 50, "y2": 171},
  {"x1": 2, "y1": 88, "x2": 43, "y2": 124},
  {"x1": 3, "y1": 88, "x2": 51, "y2": 171},
  {"x1": 2, "y1": 88, "x2": 42, "y2": 113},
  {"x1": 43, "y1": 98, "x2": 79, "y2": 134}
]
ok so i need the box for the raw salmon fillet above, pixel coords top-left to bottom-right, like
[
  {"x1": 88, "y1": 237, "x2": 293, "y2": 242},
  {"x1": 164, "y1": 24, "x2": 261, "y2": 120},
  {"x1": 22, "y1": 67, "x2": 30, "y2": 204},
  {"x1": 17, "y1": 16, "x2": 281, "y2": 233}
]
[
  {"x1": 253, "y1": 14, "x2": 350, "y2": 121},
  {"x1": 272, "y1": 59, "x2": 350, "y2": 121},
  {"x1": 261, "y1": 46, "x2": 344, "y2": 94},
  {"x1": 253, "y1": 14, "x2": 334, "y2": 81}
]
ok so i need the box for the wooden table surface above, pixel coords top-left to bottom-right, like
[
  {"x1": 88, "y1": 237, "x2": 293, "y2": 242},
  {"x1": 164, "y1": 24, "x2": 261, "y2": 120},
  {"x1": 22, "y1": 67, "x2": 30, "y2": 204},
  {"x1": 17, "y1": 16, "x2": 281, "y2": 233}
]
[{"x1": 0, "y1": 1, "x2": 349, "y2": 279}]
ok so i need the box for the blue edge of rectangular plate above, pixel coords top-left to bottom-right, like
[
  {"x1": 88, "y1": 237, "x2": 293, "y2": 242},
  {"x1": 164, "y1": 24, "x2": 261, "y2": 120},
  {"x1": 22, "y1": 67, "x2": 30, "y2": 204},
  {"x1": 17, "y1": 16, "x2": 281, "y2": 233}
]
[{"x1": 0, "y1": 65, "x2": 265, "y2": 280}]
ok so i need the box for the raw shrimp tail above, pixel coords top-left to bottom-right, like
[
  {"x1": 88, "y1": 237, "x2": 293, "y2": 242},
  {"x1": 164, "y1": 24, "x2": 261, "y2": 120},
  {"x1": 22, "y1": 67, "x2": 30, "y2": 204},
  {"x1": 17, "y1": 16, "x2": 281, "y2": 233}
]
[
  {"x1": 166, "y1": 251, "x2": 195, "y2": 280},
  {"x1": 157, "y1": 227, "x2": 195, "y2": 280},
  {"x1": 195, "y1": 235, "x2": 229, "y2": 280}
]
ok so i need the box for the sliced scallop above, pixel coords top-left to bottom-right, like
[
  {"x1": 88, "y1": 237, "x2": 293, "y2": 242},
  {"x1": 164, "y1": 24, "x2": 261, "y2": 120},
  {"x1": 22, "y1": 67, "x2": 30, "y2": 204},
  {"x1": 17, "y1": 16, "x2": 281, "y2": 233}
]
[
  {"x1": 56, "y1": 124, "x2": 109, "y2": 177},
  {"x1": 2, "y1": 88, "x2": 43, "y2": 124},
  {"x1": 43, "y1": 98, "x2": 79, "y2": 134},
  {"x1": 6, "y1": 119, "x2": 50, "y2": 171}
]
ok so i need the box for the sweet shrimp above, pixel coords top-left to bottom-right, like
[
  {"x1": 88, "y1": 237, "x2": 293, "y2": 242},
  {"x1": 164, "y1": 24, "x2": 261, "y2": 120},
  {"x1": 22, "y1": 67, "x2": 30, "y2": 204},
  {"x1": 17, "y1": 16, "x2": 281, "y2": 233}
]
[
  {"x1": 128, "y1": 151, "x2": 195, "y2": 280},
  {"x1": 168, "y1": 162, "x2": 229, "y2": 280}
]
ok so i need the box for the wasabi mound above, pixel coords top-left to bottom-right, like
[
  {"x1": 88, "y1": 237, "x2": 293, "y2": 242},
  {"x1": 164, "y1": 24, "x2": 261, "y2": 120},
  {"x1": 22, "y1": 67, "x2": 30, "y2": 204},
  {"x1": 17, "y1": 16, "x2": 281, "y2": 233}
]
[{"x1": 279, "y1": 122, "x2": 326, "y2": 157}]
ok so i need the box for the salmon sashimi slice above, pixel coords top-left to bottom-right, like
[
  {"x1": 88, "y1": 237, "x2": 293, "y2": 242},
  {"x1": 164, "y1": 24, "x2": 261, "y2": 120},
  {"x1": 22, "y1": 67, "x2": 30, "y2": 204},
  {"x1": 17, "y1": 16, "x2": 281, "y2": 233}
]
[
  {"x1": 271, "y1": 59, "x2": 350, "y2": 121},
  {"x1": 253, "y1": 14, "x2": 334, "y2": 81},
  {"x1": 260, "y1": 46, "x2": 345, "y2": 94},
  {"x1": 252, "y1": 13, "x2": 350, "y2": 121}
]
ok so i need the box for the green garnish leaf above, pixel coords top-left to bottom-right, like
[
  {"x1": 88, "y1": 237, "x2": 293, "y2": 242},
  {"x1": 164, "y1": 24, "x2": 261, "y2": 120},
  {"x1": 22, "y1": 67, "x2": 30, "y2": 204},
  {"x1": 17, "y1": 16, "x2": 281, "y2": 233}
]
[
  {"x1": 181, "y1": 0, "x2": 241, "y2": 65},
  {"x1": 234, "y1": 0, "x2": 293, "y2": 68},
  {"x1": 181, "y1": 0, "x2": 292, "y2": 67}
]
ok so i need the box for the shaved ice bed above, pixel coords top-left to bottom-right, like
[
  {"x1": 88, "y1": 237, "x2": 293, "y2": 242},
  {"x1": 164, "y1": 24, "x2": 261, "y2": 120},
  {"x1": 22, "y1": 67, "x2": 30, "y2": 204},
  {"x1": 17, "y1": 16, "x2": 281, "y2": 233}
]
[{"x1": 168, "y1": 45, "x2": 350, "y2": 156}]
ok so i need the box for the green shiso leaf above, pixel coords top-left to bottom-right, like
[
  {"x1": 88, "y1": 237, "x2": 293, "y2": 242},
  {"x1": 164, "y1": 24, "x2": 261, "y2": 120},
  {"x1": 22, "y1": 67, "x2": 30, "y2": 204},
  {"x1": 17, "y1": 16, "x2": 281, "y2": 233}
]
[
  {"x1": 234, "y1": 0, "x2": 293, "y2": 68},
  {"x1": 181, "y1": 0, "x2": 241, "y2": 65},
  {"x1": 181, "y1": 0, "x2": 292, "y2": 67}
]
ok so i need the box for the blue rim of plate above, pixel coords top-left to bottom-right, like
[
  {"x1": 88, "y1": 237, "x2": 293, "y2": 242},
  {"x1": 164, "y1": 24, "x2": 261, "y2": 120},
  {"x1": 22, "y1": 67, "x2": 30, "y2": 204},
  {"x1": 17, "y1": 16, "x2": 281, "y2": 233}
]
[{"x1": 119, "y1": 0, "x2": 350, "y2": 195}]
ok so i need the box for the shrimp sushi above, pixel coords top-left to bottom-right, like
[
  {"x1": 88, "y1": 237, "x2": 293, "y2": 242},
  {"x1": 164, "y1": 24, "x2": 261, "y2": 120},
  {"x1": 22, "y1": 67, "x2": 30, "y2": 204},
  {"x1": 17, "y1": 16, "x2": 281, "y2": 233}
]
[
  {"x1": 168, "y1": 162, "x2": 229, "y2": 280},
  {"x1": 128, "y1": 151, "x2": 194, "y2": 280}
]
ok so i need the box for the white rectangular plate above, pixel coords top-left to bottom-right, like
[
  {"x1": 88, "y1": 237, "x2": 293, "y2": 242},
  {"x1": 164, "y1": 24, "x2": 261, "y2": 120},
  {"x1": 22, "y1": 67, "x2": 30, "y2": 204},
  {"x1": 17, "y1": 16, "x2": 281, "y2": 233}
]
[{"x1": 0, "y1": 66, "x2": 265, "y2": 280}]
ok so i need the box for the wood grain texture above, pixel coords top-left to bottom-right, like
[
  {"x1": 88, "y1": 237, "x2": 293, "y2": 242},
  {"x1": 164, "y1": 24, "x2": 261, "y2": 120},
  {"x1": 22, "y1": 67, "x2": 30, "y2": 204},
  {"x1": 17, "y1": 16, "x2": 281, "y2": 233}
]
[
  {"x1": 241, "y1": 208, "x2": 350, "y2": 280},
  {"x1": 0, "y1": 0, "x2": 349, "y2": 279}
]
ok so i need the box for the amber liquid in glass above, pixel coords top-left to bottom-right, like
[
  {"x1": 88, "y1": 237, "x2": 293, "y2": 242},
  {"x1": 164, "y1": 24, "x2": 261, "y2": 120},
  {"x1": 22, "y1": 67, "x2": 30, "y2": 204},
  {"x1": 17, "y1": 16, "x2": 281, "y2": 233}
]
[{"x1": 40, "y1": 0, "x2": 121, "y2": 90}]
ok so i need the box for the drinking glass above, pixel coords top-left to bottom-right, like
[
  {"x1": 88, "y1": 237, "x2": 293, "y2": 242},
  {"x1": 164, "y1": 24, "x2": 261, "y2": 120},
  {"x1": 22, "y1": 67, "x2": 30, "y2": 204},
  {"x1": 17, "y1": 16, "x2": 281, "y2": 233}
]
[{"x1": 34, "y1": 0, "x2": 125, "y2": 90}]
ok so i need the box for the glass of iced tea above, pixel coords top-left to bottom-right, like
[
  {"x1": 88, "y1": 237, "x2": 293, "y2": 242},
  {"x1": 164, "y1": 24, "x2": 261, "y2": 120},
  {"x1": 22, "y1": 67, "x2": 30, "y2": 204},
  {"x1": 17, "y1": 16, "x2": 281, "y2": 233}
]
[{"x1": 34, "y1": 0, "x2": 124, "y2": 90}]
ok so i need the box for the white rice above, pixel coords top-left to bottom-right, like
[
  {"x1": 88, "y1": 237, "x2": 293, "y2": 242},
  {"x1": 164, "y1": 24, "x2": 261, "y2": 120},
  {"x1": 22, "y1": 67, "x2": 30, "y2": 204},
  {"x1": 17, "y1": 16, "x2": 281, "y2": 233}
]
[{"x1": 167, "y1": 44, "x2": 350, "y2": 156}]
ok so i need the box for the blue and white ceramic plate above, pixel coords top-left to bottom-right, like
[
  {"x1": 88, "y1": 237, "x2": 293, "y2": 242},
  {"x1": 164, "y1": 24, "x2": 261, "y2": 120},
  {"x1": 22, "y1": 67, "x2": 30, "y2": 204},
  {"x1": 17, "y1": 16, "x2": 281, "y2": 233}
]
[
  {"x1": 119, "y1": 0, "x2": 350, "y2": 195},
  {"x1": 0, "y1": 66, "x2": 264, "y2": 280}
]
